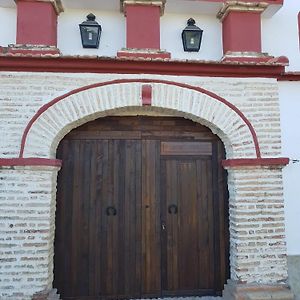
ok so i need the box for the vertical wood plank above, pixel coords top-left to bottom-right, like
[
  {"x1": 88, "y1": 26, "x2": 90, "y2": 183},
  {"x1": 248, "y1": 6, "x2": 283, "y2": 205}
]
[
  {"x1": 161, "y1": 159, "x2": 179, "y2": 292},
  {"x1": 79, "y1": 140, "x2": 92, "y2": 295},
  {"x1": 70, "y1": 140, "x2": 82, "y2": 296},
  {"x1": 100, "y1": 139, "x2": 110, "y2": 297},
  {"x1": 216, "y1": 140, "x2": 230, "y2": 290},
  {"x1": 177, "y1": 160, "x2": 199, "y2": 290},
  {"x1": 141, "y1": 140, "x2": 161, "y2": 297},
  {"x1": 212, "y1": 141, "x2": 222, "y2": 292}
]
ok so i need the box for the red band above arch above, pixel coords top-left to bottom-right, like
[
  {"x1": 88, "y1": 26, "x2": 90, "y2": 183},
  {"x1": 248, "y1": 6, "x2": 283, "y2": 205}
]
[
  {"x1": 222, "y1": 158, "x2": 289, "y2": 168},
  {"x1": 0, "y1": 158, "x2": 62, "y2": 167},
  {"x1": 19, "y1": 79, "x2": 261, "y2": 158}
]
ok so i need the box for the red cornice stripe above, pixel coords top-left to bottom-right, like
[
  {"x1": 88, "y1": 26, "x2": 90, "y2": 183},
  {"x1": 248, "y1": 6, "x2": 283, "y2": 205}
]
[
  {"x1": 222, "y1": 157, "x2": 289, "y2": 167},
  {"x1": 278, "y1": 72, "x2": 300, "y2": 81},
  {"x1": 0, "y1": 158, "x2": 62, "y2": 167},
  {"x1": 0, "y1": 56, "x2": 286, "y2": 79},
  {"x1": 298, "y1": 12, "x2": 300, "y2": 51},
  {"x1": 19, "y1": 79, "x2": 261, "y2": 159}
]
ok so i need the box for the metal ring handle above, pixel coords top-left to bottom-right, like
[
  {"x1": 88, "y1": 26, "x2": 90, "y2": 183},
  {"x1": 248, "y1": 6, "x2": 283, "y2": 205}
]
[
  {"x1": 106, "y1": 206, "x2": 117, "y2": 216},
  {"x1": 168, "y1": 204, "x2": 178, "y2": 214}
]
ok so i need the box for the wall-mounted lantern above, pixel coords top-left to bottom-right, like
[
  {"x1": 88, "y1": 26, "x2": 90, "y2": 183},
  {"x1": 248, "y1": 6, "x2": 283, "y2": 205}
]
[
  {"x1": 79, "y1": 13, "x2": 102, "y2": 48},
  {"x1": 181, "y1": 18, "x2": 203, "y2": 52}
]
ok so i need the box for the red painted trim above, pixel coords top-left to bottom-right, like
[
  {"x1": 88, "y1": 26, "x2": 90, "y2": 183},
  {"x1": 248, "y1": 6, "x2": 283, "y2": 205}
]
[
  {"x1": 222, "y1": 56, "x2": 270, "y2": 63},
  {"x1": 117, "y1": 51, "x2": 171, "y2": 59},
  {"x1": 16, "y1": 1, "x2": 58, "y2": 46},
  {"x1": 125, "y1": 4, "x2": 161, "y2": 49},
  {"x1": 278, "y1": 72, "x2": 300, "y2": 81},
  {"x1": 298, "y1": 12, "x2": 300, "y2": 50},
  {"x1": 222, "y1": 157, "x2": 289, "y2": 167},
  {"x1": 0, "y1": 158, "x2": 62, "y2": 167},
  {"x1": 0, "y1": 56, "x2": 286, "y2": 78},
  {"x1": 19, "y1": 79, "x2": 261, "y2": 159},
  {"x1": 222, "y1": 11, "x2": 262, "y2": 54},
  {"x1": 222, "y1": 55, "x2": 289, "y2": 65},
  {"x1": 7, "y1": 48, "x2": 60, "y2": 55},
  {"x1": 142, "y1": 85, "x2": 152, "y2": 106}
]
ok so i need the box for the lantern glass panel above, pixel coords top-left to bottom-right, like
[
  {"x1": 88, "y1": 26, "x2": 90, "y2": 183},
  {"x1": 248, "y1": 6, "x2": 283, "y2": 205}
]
[
  {"x1": 80, "y1": 25, "x2": 101, "y2": 48},
  {"x1": 184, "y1": 31, "x2": 202, "y2": 51}
]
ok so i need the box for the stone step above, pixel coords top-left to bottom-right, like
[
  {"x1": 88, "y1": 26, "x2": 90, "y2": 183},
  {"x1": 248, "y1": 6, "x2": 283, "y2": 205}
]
[
  {"x1": 131, "y1": 297, "x2": 222, "y2": 300},
  {"x1": 246, "y1": 290, "x2": 295, "y2": 300}
]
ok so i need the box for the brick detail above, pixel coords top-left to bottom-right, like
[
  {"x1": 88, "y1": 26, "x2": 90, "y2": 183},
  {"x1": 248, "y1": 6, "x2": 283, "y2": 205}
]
[
  {"x1": 0, "y1": 73, "x2": 288, "y2": 299},
  {"x1": 198, "y1": 78, "x2": 281, "y2": 159},
  {"x1": 226, "y1": 167, "x2": 288, "y2": 283},
  {"x1": 0, "y1": 167, "x2": 60, "y2": 299},
  {"x1": 21, "y1": 81, "x2": 257, "y2": 159},
  {"x1": 23, "y1": 82, "x2": 143, "y2": 158},
  {"x1": 151, "y1": 82, "x2": 256, "y2": 159},
  {"x1": 0, "y1": 75, "x2": 281, "y2": 159}
]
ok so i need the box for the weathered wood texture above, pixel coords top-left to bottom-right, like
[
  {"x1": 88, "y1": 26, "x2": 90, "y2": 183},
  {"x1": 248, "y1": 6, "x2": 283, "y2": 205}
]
[{"x1": 54, "y1": 117, "x2": 229, "y2": 300}]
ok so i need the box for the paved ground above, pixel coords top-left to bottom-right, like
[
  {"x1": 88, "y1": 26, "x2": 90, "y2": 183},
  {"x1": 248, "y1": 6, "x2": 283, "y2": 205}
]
[{"x1": 133, "y1": 298, "x2": 222, "y2": 300}]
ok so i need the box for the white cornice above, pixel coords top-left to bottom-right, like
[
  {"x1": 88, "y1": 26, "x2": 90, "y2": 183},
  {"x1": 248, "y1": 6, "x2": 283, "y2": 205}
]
[
  {"x1": 14, "y1": 0, "x2": 64, "y2": 14},
  {"x1": 217, "y1": 1, "x2": 269, "y2": 21},
  {"x1": 120, "y1": 0, "x2": 166, "y2": 16}
]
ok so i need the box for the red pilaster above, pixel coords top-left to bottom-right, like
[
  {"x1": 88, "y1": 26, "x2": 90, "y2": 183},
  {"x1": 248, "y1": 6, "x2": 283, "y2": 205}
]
[
  {"x1": 222, "y1": 11, "x2": 261, "y2": 53},
  {"x1": 298, "y1": 12, "x2": 300, "y2": 50},
  {"x1": 6, "y1": 0, "x2": 63, "y2": 55},
  {"x1": 217, "y1": 2, "x2": 270, "y2": 62},
  {"x1": 17, "y1": 1, "x2": 58, "y2": 46},
  {"x1": 126, "y1": 5, "x2": 160, "y2": 49},
  {"x1": 118, "y1": 0, "x2": 170, "y2": 59}
]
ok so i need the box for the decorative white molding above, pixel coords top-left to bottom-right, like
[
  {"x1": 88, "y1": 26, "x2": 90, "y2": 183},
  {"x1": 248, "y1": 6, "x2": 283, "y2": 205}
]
[
  {"x1": 14, "y1": 0, "x2": 64, "y2": 14},
  {"x1": 217, "y1": 1, "x2": 269, "y2": 21},
  {"x1": 120, "y1": 0, "x2": 166, "y2": 16}
]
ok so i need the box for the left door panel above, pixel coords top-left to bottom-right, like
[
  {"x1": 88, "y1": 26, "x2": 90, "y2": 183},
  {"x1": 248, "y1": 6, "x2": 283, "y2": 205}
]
[{"x1": 54, "y1": 139, "x2": 142, "y2": 299}]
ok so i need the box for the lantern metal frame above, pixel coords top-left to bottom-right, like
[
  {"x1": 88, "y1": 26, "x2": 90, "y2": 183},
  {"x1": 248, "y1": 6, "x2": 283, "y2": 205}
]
[
  {"x1": 181, "y1": 18, "x2": 203, "y2": 52},
  {"x1": 79, "y1": 13, "x2": 102, "y2": 49}
]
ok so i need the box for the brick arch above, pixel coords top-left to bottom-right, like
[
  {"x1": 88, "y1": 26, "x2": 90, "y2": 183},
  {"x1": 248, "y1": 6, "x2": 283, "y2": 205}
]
[{"x1": 20, "y1": 79, "x2": 260, "y2": 159}]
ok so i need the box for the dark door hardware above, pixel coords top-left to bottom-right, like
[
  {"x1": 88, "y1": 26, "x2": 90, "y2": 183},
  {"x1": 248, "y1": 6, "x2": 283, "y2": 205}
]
[
  {"x1": 168, "y1": 204, "x2": 178, "y2": 214},
  {"x1": 106, "y1": 206, "x2": 117, "y2": 216}
]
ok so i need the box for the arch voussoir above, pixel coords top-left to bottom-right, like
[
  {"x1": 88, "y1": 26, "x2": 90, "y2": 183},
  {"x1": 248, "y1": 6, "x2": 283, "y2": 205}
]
[{"x1": 21, "y1": 79, "x2": 259, "y2": 160}]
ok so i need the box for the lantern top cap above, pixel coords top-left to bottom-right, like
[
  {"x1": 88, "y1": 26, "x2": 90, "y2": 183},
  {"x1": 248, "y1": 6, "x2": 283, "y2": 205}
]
[
  {"x1": 184, "y1": 18, "x2": 202, "y2": 32},
  {"x1": 87, "y1": 13, "x2": 96, "y2": 21},
  {"x1": 187, "y1": 18, "x2": 196, "y2": 26},
  {"x1": 80, "y1": 13, "x2": 101, "y2": 26}
]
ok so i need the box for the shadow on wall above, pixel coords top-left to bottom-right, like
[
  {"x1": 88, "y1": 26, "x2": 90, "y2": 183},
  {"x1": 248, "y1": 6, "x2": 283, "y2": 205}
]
[{"x1": 288, "y1": 256, "x2": 300, "y2": 299}]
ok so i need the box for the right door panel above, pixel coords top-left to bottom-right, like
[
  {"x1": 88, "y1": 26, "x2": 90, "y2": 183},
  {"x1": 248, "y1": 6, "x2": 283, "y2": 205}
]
[{"x1": 161, "y1": 155, "x2": 216, "y2": 297}]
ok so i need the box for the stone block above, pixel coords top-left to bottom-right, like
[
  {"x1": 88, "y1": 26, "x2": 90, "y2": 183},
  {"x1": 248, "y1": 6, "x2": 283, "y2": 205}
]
[{"x1": 223, "y1": 280, "x2": 294, "y2": 300}]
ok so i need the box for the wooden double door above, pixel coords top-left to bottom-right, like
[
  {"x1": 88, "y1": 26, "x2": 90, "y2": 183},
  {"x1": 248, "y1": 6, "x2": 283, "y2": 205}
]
[{"x1": 54, "y1": 117, "x2": 229, "y2": 300}]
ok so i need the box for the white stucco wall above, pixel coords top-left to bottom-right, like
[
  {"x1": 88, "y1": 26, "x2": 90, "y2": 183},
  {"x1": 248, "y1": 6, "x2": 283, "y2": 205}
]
[
  {"x1": 57, "y1": 10, "x2": 222, "y2": 60},
  {"x1": 57, "y1": 9, "x2": 125, "y2": 57},
  {"x1": 0, "y1": 1, "x2": 299, "y2": 71},
  {"x1": 0, "y1": 7, "x2": 16, "y2": 46},
  {"x1": 56, "y1": 1, "x2": 300, "y2": 70},
  {"x1": 279, "y1": 81, "x2": 300, "y2": 255},
  {"x1": 161, "y1": 13, "x2": 222, "y2": 60},
  {"x1": 262, "y1": 0, "x2": 300, "y2": 72}
]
